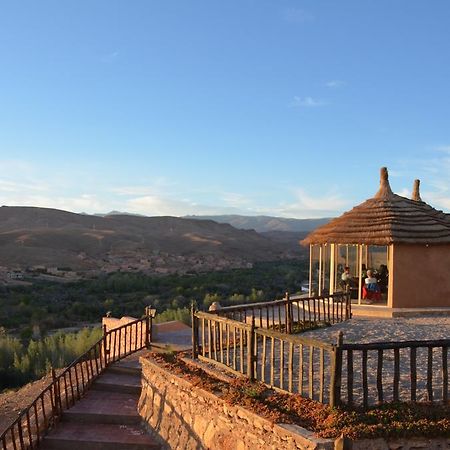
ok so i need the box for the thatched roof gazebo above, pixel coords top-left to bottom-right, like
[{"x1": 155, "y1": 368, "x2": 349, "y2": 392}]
[{"x1": 301, "y1": 167, "x2": 450, "y2": 313}]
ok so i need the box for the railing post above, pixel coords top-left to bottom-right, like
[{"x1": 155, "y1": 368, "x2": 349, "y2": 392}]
[
  {"x1": 51, "y1": 368, "x2": 61, "y2": 419},
  {"x1": 344, "y1": 289, "x2": 351, "y2": 320},
  {"x1": 149, "y1": 308, "x2": 154, "y2": 343},
  {"x1": 247, "y1": 316, "x2": 256, "y2": 381},
  {"x1": 191, "y1": 302, "x2": 199, "y2": 359},
  {"x1": 103, "y1": 324, "x2": 108, "y2": 367},
  {"x1": 285, "y1": 292, "x2": 292, "y2": 334},
  {"x1": 145, "y1": 306, "x2": 151, "y2": 349},
  {"x1": 330, "y1": 331, "x2": 343, "y2": 407}
]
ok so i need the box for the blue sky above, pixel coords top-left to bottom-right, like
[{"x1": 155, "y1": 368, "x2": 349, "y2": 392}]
[{"x1": 1, "y1": 1, "x2": 449, "y2": 218}]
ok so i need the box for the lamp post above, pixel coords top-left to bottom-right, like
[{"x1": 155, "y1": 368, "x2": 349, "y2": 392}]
[{"x1": 145, "y1": 305, "x2": 157, "y2": 346}]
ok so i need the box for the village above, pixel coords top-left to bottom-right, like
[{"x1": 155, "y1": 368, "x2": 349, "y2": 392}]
[{"x1": 0, "y1": 253, "x2": 254, "y2": 286}]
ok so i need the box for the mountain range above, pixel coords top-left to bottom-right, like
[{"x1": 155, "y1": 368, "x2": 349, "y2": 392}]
[
  {"x1": 185, "y1": 215, "x2": 331, "y2": 233},
  {"x1": 0, "y1": 207, "x2": 315, "y2": 271}
]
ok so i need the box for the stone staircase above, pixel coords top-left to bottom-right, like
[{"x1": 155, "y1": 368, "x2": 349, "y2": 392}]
[{"x1": 40, "y1": 355, "x2": 160, "y2": 450}]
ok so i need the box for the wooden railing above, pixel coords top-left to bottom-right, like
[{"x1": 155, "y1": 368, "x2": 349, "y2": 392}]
[
  {"x1": 0, "y1": 311, "x2": 153, "y2": 450},
  {"x1": 212, "y1": 292, "x2": 351, "y2": 333},
  {"x1": 192, "y1": 308, "x2": 450, "y2": 408},
  {"x1": 191, "y1": 309, "x2": 344, "y2": 406},
  {"x1": 340, "y1": 339, "x2": 450, "y2": 407}
]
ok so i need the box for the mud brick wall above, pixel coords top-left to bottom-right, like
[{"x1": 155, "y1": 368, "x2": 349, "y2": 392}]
[{"x1": 102, "y1": 315, "x2": 146, "y2": 356}]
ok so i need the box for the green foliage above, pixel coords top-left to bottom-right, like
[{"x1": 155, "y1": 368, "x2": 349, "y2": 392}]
[
  {"x1": 0, "y1": 327, "x2": 102, "y2": 391},
  {"x1": 0, "y1": 259, "x2": 308, "y2": 390},
  {"x1": 155, "y1": 307, "x2": 191, "y2": 326},
  {"x1": 0, "y1": 259, "x2": 308, "y2": 334}
]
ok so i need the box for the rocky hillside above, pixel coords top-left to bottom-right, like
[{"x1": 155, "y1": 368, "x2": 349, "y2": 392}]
[
  {"x1": 185, "y1": 214, "x2": 332, "y2": 233},
  {"x1": 0, "y1": 206, "x2": 295, "y2": 270}
]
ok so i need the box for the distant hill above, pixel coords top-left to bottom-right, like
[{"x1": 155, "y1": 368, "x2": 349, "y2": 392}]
[
  {"x1": 0, "y1": 207, "x2": 295, "y2": 270},
  {"x1": 185, "y1": 215, "x2": 332, "y2": 233}
]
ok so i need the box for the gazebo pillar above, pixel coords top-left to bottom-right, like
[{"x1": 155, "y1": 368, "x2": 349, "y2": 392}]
[
  {"x1": 387, "y1": 244, "x2": 394, "y2": 308},
  {"x1": 329, "y1": 243, "x2": 335, "y2": 294},
  {"x1": 357, "y1": 245, "x2": 363, "y2": 305}
]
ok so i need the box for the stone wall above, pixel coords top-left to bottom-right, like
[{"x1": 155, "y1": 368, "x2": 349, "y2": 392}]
[
  {"x1": 138, "y1": 356, "x2": 450, "y2": 450},
  {"x1": 138, "y1": 357, "x2": 334, "y2": 450}
]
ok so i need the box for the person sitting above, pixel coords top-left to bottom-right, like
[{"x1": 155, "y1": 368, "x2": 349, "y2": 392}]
[
  {"x1": 363, "y1": 269, "x2": 381, "y2": 301},
  {"x1": 341, "y1": 266, "x2": 353, "y2": 285},
  {"x1": 341, "y1": 266, "x2": 357, "y2": 298},
  {"x1": 209, "y1": 301, "x2": 222, "y2": 312},
  {"x1": 377, "y1": 264, "x2": 388, "y2": 294},
  {"x1": 361, "y1": 264, "x2": 367, "y2": 280}
]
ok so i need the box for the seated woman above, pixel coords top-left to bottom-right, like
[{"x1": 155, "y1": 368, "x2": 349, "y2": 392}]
[
  {"x1": 362, "y1": 269, "x2": 381, "y2": 301},
  {"x1": 376, "y1": 264, "x2": 389, "y2": 294},
  {"x1": 340, "y1": 266, "x2": 358, "y2": 299}
]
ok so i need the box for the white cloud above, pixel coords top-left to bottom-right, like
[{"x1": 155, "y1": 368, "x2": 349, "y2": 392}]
[
  {"x1": 0, "y1": 179, "x2": 49, "y2": 193},
  {"x1": 100, "y1": 51, "x2": 119, "y2": 63},
  {"x1": 111, "y1": 177, "x2": 175, "y2": 196},
  {"x1": 125, "y1": 194, "x2": 247, "y2": 217},
  {"x1": 252, "y1": 188, "x2": 348, "y2": 219},
  {"x1": 396, "y1": 188, "x2": 410, "y2": 198},
  {"x1": 282, "y1": 8, "x2": 314, "y2": 23},
  {"x1": 0, "y1": 193, "x2": 106, "y2": 213},
  {"x1": 407, "y1": 146, "x2": 450, "y2": 212},
  {"x1": 435, "y1": 145, "x2": 450, "y2": 155},
  {"x1": 290, "y1": 96, "x2": 326, "y2": 108},
  {"x1": 423, "y1": 191, "x2": 450, "y2": 211},
  {"x1": 325, "y1": 80, "x2": 345, "y2": 88},
  {"x1": 221, "y1": 192, "x2": 251, "y2": 207},
  {"x1": 111, "y1": 186, "x2": 155, "y2": 196}
]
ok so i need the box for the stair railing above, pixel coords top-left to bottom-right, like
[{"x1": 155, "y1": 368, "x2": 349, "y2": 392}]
[{"x1": 0, "y1": 307, "x2": 154, "y2": 450}]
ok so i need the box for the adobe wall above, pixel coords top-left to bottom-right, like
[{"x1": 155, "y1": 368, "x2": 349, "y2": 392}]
[
  {"x1": 138, "y1": 357, "x2": 334, "y2": 450},
  {"x1": 102, "y1": 315, "x2": 146, "y2": 355},
  {"x1": 391, "y1": 244, "x2": 450, "y2": 308},
  {"x1": 102, "y1": 315, "x2": 139, "y2": 332}
]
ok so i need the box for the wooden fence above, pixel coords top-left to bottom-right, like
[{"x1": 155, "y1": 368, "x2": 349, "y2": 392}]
[
  {"x1": 192, "y1": 309, "x2": 450, "y2": 408},
  {"x1": 212, "y1": 292, "x2": 351, "y2": 333},
  {"x1": 192, "y1": 309, "x2": 343, "y2": 406},
  {"x1": 0, "y1": 309, "x2": 153, "y2": 450},
  {"x1": 340, "y1": 339, "x2": 449, "y2": 407}
]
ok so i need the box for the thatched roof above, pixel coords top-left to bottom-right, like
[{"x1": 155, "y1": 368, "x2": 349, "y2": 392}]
[{"x1": 302, "y1": 167, "x2": 450, "y2": 245}]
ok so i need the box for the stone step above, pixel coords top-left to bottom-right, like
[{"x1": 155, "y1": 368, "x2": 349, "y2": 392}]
[
  {"x1": 107, "y1": 361, "x2": 141, "y2": 376},
  {"x1": 41, "y1": 422, "x2": 160, "y2": 450},
  {"x1": 92, "y1": 371, "x2": 141, "y2": 394},
  {"x1": 63, "y1": 390, "x2": 141, "y2": 425}
]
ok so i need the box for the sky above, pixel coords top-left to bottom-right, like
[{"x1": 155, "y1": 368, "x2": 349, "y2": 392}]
[{"x1": 1, "y1": 0, "x2": 450, "y2": 219}]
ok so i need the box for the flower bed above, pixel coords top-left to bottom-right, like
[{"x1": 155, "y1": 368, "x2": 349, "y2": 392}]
[{"x1": 150, "y1": 351, "x2": 450, "y2": 441}]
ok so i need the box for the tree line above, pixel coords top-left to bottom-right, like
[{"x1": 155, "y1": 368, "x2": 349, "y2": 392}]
[
  {"x1": 0, "y1": 327, "x2": 102, "y2": 391},
  {"x1": 0, "y1": 259, "x2": 308, "y2": 390},
  {"x1": 0, "y1": 259, "x2": 308, "y2": 338}
]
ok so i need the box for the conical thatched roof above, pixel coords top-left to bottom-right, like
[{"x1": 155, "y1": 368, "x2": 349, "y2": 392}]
[{"x1": 302, "y1": 167, "x2": 450, "y2": 245}]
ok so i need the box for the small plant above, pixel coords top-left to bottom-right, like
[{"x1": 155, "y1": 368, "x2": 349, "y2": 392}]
[
  {"x1": 269, "y1": 320, "x2": 330, "y2": 334},
  {"x1": 149, "y1": 351, "x2": 450, "y2": 441}
]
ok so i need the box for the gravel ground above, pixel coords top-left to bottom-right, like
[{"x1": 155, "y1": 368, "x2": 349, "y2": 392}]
[{"x1": 301, "y1": 316, "x2": 450, "y2": 344}]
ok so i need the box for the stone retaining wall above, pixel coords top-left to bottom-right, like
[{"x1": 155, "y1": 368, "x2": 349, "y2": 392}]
[
  {"x1": 138, "y1": 357, "x2": 334, "y2": 450},
  {"x1": 138, "y1": 356, "x2": 450, "y2": 450}
]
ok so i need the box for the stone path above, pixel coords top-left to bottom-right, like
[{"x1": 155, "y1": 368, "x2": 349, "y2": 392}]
[
  {"x1": 38, "y1": 322, "x2": 194, "y2": 450},
  {"x1": 153, "y1": 321, "x2": 192, "y2": 351},
  {"x1": 200, "y1": 315, "x2": 450, "y2": 406},
  {"x1": 40, "y1": 351, "x2": 160, "y2": 450}
]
